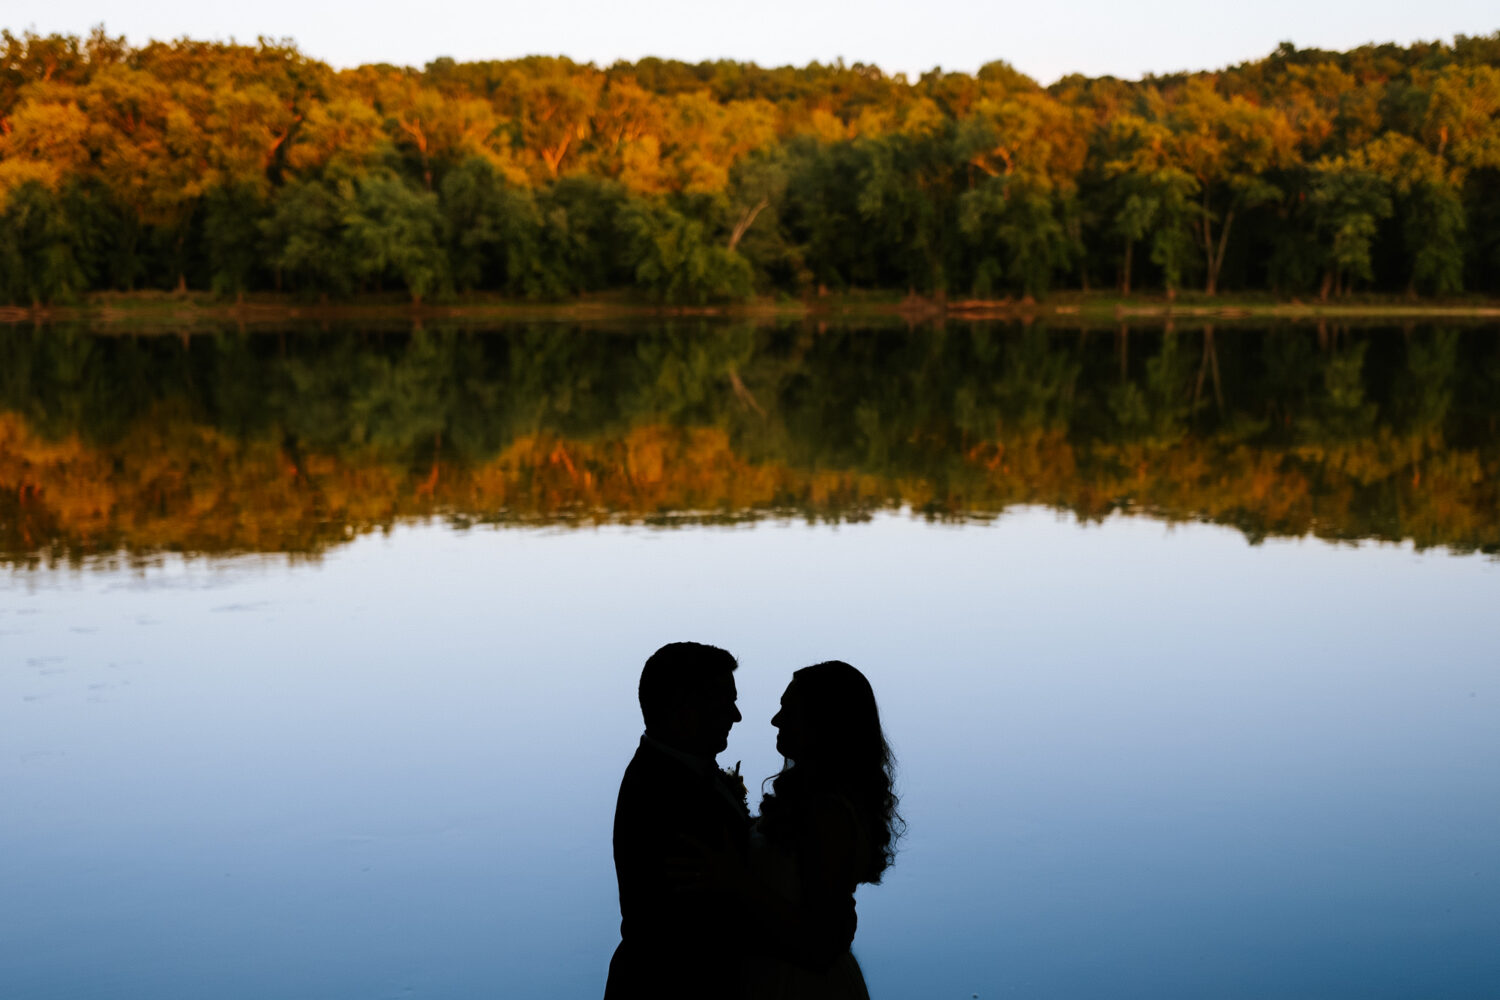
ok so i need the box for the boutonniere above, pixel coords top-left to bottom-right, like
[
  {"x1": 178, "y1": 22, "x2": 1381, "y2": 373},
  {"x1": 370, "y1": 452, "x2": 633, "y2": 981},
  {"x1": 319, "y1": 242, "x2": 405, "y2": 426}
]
[{"x1": 721, "y1": 760, "x2": 749, "y2": 813}]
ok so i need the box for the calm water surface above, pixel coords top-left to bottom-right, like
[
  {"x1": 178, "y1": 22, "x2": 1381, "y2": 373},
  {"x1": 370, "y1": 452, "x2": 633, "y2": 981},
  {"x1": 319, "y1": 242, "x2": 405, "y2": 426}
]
[{"x1": 2, "y1": 321, "x2": 1498, "y2": 998}]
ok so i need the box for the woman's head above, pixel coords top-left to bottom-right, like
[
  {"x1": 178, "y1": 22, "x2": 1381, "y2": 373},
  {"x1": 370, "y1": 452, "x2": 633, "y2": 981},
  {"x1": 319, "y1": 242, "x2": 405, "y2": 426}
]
[
  {"x1": 763, "y1": 660, "x2": 903, "y2": 883},
  {"x1": 772, "y1": 660, "x2": 883, "y2": 770}
]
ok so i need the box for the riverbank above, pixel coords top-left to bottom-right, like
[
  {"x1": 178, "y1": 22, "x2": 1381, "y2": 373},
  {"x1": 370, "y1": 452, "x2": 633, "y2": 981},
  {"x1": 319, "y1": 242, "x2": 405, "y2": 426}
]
[{"x1": 4, "y1": 289, "x2": 1500, "y2": 330}]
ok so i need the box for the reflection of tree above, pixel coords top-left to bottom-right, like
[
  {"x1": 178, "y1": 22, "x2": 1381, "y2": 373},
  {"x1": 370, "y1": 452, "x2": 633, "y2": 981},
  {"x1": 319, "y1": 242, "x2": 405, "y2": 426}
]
[
  {"x1": 1394, "y1": 329, "x2": 1458, "y2": 438},
  {"x1": 1, "y1": 320, "x2": 1498, "y2": 563},
  {"x1": 1298, "y1": 340, "x2": 1378, "y2": 445},
  {"x1": 1104, "y1": 329, "x2": 1200, "y2": 446}
]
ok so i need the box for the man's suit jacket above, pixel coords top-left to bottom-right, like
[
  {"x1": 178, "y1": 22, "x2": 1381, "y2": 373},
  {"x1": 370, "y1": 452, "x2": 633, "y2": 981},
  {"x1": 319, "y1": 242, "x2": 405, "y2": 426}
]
[{"x1": 604, "y1": 737, "x2": 750, "y2": 1000}]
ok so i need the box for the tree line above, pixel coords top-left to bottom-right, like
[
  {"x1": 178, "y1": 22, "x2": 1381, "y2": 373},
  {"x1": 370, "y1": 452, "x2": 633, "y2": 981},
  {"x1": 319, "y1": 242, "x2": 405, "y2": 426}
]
[
  {"x1": 3, "y1": 321, "x2": 1497, "y2": 563},
  {"x1": 2, "y1": 28, "x2": 1500, "y2": 306}
]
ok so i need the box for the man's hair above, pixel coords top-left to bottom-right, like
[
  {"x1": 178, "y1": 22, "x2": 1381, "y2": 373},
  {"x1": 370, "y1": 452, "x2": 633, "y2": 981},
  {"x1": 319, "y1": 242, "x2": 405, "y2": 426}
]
[{"x1": 638, "y1": 642, "x2": 738, "y2": 730}]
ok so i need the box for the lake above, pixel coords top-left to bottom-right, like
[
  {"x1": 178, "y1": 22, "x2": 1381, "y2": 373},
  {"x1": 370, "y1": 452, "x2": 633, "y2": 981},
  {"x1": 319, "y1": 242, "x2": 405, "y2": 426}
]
[{"x1": 3, "y1": 318, "x2": 1498, "y2": 999}]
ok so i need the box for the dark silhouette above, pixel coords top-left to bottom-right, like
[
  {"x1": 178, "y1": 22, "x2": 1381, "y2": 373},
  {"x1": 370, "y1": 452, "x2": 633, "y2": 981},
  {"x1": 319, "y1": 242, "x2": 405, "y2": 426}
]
[
  {"x1": 741, "y1": 661, "x2": 903, "y2": 998},
  {"x1": 604, "y1": 642, "x2": 749, "y2": 1000},
  {"x1": 603, "y1": 648, "x2": 900, "y2": 999}
]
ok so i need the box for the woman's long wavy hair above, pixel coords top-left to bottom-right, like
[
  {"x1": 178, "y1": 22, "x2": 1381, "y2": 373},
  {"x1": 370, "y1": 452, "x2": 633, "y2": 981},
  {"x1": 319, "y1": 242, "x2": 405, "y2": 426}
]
[{"x1": 760, "y1": 660, "x2": 903, "y2": 884}]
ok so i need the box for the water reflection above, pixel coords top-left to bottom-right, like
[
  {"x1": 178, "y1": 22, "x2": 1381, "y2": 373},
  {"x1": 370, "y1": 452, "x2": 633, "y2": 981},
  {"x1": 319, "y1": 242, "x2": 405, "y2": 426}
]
[
  {"x1": 3, "y1": 514, "x2": 1497, "y2": 999},
  {"x1": 2, "y1": 320, "x2": 1498, "y2": 564}
]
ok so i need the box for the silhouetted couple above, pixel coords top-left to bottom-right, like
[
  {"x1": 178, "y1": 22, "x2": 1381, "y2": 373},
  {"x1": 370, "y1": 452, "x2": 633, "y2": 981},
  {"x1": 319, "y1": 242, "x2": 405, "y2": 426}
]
[{"x1": 604, "y1": 642, "x2": 901, "y2": 1000}]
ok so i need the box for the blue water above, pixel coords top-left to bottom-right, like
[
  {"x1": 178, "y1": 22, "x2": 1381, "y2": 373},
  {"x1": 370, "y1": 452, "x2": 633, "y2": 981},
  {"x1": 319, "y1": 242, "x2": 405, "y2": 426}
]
[{"x1": 3, "y1": 510, "x2": 1498, "y2": 998}]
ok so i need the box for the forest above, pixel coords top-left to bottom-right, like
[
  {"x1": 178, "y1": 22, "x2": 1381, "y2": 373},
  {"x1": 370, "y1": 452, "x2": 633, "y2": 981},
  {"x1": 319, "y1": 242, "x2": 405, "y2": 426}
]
[
  {"x1": 1, "y1": 28, "x2": 1500, "y2": 305},
  {"x1": 3, "y1": 321, "x2": 1497, "y2": 563}
]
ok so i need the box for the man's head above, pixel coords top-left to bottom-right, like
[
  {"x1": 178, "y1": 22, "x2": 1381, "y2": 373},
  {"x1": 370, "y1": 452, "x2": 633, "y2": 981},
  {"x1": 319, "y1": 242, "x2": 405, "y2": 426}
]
[{"x1": 639, "y1": 642, "x2": 741, "y2": 757}]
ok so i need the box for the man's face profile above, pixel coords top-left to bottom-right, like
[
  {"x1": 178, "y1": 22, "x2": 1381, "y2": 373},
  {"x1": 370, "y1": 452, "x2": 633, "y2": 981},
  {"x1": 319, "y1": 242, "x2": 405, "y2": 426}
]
[{"x1": 676, "y1": 671, "x2": 741, "y2": 756}]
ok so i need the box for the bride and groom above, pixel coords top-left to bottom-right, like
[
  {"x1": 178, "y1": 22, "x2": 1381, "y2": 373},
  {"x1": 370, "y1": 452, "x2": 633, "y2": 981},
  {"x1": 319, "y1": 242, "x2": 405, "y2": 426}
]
[{"x1": 604, "y1": 642, "x2": 901, "y2": 1000}]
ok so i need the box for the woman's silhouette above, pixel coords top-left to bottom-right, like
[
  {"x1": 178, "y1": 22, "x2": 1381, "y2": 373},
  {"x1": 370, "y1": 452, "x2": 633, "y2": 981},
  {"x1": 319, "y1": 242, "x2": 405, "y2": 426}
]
[{"x1": 743, "y1": 660, "x2": 903, "y2": 1000}]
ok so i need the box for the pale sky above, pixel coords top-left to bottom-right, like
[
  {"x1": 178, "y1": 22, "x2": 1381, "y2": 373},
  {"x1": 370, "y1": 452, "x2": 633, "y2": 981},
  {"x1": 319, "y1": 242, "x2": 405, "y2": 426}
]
[{"x1": 6, "y1": 0, "x2": 1498, "y2": 84}]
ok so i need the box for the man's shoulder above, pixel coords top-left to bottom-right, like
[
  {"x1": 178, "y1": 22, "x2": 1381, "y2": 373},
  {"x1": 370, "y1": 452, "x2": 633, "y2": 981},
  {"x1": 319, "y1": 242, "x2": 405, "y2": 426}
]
[
  {"x1": 615, "y1": 743, "x2": 703, "y2": 847},
  {"x1": 615, "y1": 740, "x2": 736, "y2": 826},
  {"x1": 618, "y1": 740, "x2": 692, "y2": 798}
]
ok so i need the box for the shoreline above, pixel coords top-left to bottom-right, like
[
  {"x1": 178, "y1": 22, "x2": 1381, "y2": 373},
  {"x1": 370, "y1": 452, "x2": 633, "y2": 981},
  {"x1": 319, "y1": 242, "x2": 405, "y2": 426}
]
[{"x1": 4, "y1": 291, "x2": 1500, "y2": 330}]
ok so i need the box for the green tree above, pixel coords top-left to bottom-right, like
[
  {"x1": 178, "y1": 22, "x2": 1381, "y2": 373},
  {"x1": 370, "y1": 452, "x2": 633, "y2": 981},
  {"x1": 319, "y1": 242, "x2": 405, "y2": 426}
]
[
  {"x1": 1160, "y1": 79, "x2": 1297, "y2": 294},
  {"x1": 1148, "y1": 169, "x2": 1201, "y2": 295},
  {"x1": 262, "y1": 176, "x2": 358, "y2": 296},
  {"x1": 439, "y1": 157, "x2": 562, "y2": 298},
  {"x1": 617, "y1": 199, "x2": 753, "y2": 304},
  {"x1": 202, "y1": 182, "x2": 269, "y2": 298},
  {"x1": 1308, "y1": 159, "x2": 1393, "y2": 297},
  {"x1": 0, "y1": 180, "x2": 86, "y2": 305},
  {"x1": 535, "y1": 175, "x2": 632, "y2": 292},
  {"x1": 343, "y1": 170, "x2": 449, "y2": 304},
  {"x1": 959, "y1": 176, "x2": 1076, "y2": 297}
]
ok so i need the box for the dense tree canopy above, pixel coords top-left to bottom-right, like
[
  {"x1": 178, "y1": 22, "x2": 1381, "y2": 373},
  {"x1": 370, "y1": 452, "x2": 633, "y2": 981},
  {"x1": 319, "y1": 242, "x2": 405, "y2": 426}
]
[{"x1": 3, "y1": 28, "x2": 1500, "y2": 304}]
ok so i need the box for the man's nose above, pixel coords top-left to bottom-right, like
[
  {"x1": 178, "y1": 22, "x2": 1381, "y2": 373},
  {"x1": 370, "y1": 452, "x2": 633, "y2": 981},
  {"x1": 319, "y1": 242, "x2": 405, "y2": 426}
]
[{"x1": 732, "y1": 704, "x2": 742, "y2": 722}]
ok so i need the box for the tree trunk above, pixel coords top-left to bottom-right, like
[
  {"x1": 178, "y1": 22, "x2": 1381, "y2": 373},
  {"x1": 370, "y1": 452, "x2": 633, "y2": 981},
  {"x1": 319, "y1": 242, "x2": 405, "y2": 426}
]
[
  {"x1": 1201, "y1": 190, "x2": 1216, "y2": 295},
  {"x1": 1209, "y1": 208, "x2": 1235, "y2": 296},
  {"x1": 1200, "y1": 190, "x2": 1235, "y2": 296},
  {"x1": 727, "y1": 367, "x2": 766, "y2": 416},
  {"x1": 1194, "y1": 326, "x2": 1222, "y2": 412},
  {"x1": 728, "y1": 197, "x2": 769, "y2": 251},
  {"x1": 1195, "y1": 330, "x2": 1209, "y2": 409},
  {"x1": 1122, "y1": 239, "x2": 1133, "y2": 295},
  {"x1": 541, "y1": 139, "x2": 570, "y2": 177}
]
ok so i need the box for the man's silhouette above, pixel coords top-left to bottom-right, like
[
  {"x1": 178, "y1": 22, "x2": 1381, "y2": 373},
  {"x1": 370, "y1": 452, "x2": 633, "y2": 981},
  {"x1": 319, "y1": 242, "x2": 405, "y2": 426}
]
[{"x1": 604, "y1": 642, "x2": 749, "y2": 1000}]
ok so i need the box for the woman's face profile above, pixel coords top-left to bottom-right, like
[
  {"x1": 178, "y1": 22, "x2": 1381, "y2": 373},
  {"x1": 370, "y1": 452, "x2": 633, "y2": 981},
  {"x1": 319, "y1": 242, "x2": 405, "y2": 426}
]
[{"x1": 771, "y1": 682, "x2": 807, "y2": 761}]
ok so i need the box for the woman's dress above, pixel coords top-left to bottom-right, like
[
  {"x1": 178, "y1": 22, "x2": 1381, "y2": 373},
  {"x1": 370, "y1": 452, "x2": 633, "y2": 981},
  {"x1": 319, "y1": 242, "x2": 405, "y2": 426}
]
[{"x1": 744, "y1": 817, "x2": 871, "y2": 1000}]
